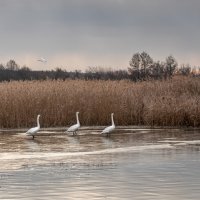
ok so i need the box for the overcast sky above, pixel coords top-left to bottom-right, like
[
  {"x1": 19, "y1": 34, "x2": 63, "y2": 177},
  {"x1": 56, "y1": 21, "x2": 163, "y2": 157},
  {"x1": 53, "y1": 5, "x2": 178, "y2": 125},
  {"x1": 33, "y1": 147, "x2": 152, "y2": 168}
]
[{"x1": 0, "y1": 0, "x2": 200, "y2": 70}]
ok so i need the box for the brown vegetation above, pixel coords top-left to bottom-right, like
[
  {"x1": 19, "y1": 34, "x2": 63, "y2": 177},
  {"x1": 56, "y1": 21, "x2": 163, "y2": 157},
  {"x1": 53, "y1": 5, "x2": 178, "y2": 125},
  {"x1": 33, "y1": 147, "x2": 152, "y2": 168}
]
[{"x1": 0, "y1": 77, "x2": 200, "y2": 128}]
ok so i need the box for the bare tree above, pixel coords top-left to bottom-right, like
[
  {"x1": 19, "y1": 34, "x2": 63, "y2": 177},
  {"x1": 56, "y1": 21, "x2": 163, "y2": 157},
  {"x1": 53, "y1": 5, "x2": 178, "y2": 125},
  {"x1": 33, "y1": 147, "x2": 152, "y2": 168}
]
[
  {"x1": 165, "y1": 55, "x2": 178, "y2": 78},
  {"x1": 129, "y1": 52, "x2": 153, "y2": 80},
  {"x1": 140, "y1": 51, "x2": 153, "y2": 79},
  {"x1": 129, "y1": 53, "x2": 142, "y2": 80},
  {"x1": 177, "y1": 64, "x2": 191, "y2": 76},
  {"x1": 20, "y1": 65, "x2": 31, "y2": 71},
  {"x1": 6, "y1": 60, "x2": 20, "y2": 71},
  {"x1": 149, "y1": 61, "x2": 165, "y2": 79},
  {"x1": 0, "y1": 64, "x2": 5, "y2": 70}
]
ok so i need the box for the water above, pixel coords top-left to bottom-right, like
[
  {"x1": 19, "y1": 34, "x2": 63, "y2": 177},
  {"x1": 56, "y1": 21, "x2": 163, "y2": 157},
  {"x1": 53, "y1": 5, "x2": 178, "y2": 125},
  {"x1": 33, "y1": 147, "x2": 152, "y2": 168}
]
[{"x1": 0, "y1": 127, "x2": 200, "y2": 199}]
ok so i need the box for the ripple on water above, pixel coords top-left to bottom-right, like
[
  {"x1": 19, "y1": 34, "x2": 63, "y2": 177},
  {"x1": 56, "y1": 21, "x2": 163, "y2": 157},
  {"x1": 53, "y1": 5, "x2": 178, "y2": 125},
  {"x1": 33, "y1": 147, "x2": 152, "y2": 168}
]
[{"x1": 0, "y1": 128, "x2": 200, "y2": 200}]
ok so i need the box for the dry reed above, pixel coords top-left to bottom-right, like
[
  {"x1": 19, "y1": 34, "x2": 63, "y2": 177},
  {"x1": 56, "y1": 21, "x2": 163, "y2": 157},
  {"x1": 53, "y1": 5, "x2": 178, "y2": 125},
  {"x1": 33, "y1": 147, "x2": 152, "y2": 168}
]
[{"x1": 0, "y1": 77, "x2": 200, "y2": 128}]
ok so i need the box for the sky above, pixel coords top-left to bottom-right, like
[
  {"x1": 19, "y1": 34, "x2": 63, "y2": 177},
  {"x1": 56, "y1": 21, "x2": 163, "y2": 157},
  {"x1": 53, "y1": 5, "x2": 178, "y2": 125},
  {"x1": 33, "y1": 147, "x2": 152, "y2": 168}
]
[{"x1": 0, "y1": 0, "x2": 200, "y2": 71}]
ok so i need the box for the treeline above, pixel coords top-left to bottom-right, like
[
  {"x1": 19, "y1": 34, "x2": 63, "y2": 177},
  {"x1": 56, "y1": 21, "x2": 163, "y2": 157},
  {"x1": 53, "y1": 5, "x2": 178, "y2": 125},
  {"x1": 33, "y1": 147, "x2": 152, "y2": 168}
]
[
  {"x1": 129, "y1": 52, "x2": 200, "y2": 81},
  {"x1": 0, "y1": 66, "x2": 129, "y2": 81},
  {"x1": 0, "y1": 53, "x2": 199, "y2": 82},
  {"x1": 0, "y1": 61, "x2": 130, "y2": 81}
]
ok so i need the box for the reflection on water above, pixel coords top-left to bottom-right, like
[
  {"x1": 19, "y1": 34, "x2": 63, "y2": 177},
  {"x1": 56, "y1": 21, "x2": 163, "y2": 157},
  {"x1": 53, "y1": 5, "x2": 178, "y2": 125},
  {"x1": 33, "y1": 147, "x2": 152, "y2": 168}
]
[{"x1": 0, "y1": 128, "x2": 200, "y2": 199}]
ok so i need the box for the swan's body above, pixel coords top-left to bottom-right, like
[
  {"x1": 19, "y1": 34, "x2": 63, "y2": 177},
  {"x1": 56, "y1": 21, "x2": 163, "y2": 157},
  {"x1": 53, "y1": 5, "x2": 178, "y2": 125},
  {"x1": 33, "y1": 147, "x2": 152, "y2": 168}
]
[
  {"x1": 37, "y1": 57, "x2": 47, "y2": 63},
  {"x1": 67, "y1": 112, "x2": 80, "y2": 135},
  {"x1": 26, "y1": 115, "x2": 41, "y2": 139},
  {"x1": 101, "y1": 113, "x2": 115, "y2": 136}
]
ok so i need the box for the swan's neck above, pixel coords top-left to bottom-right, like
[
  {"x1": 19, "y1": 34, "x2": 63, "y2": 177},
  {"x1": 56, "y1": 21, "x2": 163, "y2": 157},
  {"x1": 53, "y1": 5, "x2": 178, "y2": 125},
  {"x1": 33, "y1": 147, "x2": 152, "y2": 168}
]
[
  {"x1": 37, "y1": 116, "x2": 40, "y2": 128},
  {"x1": 111, "y1": 115, "x2": 115, "y2": 126},
  {"x1": 76, "y1": 113, "x2": 80, "y2": 125}
]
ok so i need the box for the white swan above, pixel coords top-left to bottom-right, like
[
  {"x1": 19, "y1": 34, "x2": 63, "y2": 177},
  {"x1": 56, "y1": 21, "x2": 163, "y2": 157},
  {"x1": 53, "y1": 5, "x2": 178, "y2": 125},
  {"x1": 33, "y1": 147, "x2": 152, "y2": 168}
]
[
  {"x1": 66, "y1": 112, "x2": 80, "y2": 136},
  {"x1": 101, "y1": 113, "x2": 115, "y2": 136},
  {"x1": 26, "y1": 115, "x2": 41, "y2": 139}
]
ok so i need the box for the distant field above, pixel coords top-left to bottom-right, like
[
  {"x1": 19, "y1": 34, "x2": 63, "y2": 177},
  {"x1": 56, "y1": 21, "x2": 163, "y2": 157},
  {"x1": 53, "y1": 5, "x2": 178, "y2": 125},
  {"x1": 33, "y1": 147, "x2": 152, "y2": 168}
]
[{"x1": 0, "y1": 77, "x2": 200, "y2": 128}]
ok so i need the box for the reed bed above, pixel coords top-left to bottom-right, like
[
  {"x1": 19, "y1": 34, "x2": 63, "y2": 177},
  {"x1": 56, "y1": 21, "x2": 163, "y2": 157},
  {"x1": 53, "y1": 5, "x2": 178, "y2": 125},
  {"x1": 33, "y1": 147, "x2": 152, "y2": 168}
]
[{"x1": 0, "y1": 77, "x2": 200, "y2": 128}]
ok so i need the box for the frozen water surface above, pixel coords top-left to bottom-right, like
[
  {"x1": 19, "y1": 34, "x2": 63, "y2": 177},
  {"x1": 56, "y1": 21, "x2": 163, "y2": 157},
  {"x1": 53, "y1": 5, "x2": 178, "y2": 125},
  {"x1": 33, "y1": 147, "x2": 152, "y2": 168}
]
[{"x1": 0, "y1": 127, "x2": 200, "y2": 199}]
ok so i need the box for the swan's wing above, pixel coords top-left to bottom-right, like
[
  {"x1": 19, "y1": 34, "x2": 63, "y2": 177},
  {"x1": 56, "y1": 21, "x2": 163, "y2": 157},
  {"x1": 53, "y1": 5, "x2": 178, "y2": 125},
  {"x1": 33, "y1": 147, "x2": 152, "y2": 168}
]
[
  {"x1": 26, "y1": 127, "x2": 38, "y2": 135},
  {"x1": 101, "y1": 126, "x2": 112, "y2": 133},
  {"x1": 67, "y1": 124, "x2": 79, "y2": 132}
]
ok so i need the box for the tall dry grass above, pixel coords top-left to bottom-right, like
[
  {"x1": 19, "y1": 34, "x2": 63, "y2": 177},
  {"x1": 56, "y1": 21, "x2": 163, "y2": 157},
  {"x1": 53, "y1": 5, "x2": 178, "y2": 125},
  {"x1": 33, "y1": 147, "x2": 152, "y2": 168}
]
[{"x1": 0, "y1": 77, "x2": 200, "y2": 128}]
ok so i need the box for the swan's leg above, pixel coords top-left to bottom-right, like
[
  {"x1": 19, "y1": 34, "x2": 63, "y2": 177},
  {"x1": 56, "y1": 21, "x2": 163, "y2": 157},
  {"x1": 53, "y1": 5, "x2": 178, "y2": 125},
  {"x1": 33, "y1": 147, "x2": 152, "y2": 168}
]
[{"x1": 32, "y1": 135, "x2": 35, "y2": 139}]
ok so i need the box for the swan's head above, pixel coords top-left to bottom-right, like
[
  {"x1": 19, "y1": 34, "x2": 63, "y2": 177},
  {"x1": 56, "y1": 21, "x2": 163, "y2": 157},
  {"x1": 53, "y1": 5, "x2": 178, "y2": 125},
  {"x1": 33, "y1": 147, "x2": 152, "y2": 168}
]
[
  {"x1": 111, "y1": 113, "x2": 114, "y2": 116},
  {"x1": 37, "y1": 114, "x2": 41, "y2": 118},
  {"x1": 76, "y1": 112, "x2": 79, "y2": 115}
]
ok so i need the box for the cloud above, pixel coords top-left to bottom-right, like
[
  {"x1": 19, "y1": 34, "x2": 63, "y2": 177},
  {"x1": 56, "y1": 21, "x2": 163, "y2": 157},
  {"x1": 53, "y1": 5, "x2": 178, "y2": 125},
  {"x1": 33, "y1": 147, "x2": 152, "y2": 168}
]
[{"x1": 0, "y1": 0, "x2": 200, "y2": 70}]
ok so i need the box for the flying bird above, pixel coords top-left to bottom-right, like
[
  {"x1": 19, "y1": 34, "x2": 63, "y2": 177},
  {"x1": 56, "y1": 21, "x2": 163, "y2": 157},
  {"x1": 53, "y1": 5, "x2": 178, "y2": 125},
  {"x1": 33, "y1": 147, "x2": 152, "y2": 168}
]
[{"x1": 37, "y1": 57, "x2": 47, "y2": 63}]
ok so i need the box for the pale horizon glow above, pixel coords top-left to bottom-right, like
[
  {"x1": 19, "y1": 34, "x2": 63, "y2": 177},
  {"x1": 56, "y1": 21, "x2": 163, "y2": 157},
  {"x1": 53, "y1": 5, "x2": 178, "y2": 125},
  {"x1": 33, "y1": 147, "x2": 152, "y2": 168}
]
[{"x1": 0, "y1": 0, "x2": 200, "y2": 71}]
